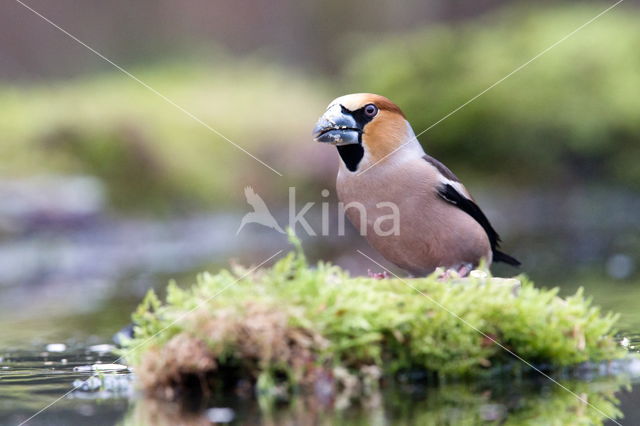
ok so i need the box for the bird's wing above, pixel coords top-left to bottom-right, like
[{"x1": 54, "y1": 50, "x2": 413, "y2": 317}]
[
  {"x1": 423, "y1": 154, "x2": 472, "y2": 199},
  {"x1": 423, "y1": 154, "x2": 460, "y2": 182},
  {"x1": 436, "y1": 183, "x2": 500, "y2": 249},
  {"x1": 244, "y1": 186, "x2": 269, "y2": 210},
  {"x1": 424, "y1": 155, "x2": 521, "y2": 266}
]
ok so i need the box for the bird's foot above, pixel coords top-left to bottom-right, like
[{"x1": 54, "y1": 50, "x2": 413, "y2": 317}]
[
  {"x1": 438, "y1": 263, "x2": 474, "y2": 280},
  {"x1": 456, "y1": 263, "x2": 474, "y2": 277},
  {"x1": 368, "y1": 269, "x2": 391, "y2": 279}
]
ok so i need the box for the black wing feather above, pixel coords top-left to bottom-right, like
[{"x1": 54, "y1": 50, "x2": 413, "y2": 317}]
[
  {"x1": 437, "y1": 183, "x2": 521, "y2": 267},
  {"x1": 423, "y1": 154, "x2": 460, "y2": 182}
]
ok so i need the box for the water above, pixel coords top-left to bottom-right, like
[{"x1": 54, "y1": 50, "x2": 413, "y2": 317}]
[
  {"x1": 1, "y1": 341, "x2": 640, "y2": 425},
  {"x1": 0, "y1": 347, "x2": 131, "y2": 425}
]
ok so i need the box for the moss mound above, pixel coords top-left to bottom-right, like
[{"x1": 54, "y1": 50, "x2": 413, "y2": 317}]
[{"x1": 123, "y1": 239, "x2": 626, "y2": 399}]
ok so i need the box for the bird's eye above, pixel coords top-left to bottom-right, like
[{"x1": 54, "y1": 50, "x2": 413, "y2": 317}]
[{"x1": 364, "y1": 104, "x2": 378, "y2": 117}]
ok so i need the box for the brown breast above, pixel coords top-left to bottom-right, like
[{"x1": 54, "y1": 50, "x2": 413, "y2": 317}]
[{"x1": 337, "y1": 158, "x2": 491, "y2": 275}]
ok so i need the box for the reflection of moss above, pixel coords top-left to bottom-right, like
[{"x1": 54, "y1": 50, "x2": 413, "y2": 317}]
[
  {"x1": 121, "y1": 376, "x2": 627, "y2": 425},
  {"x1": 349, "y1": 5, "x2": 640, "y2": 188},
  {"x1": 383, "y1": 378, "x2": 625, "y2": 426},
  {"x1": 122, "y1": 235, "x2": 626, "y2": 399}
]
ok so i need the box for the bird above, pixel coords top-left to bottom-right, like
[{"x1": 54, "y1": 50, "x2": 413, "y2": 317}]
[
  {"x1": 312, "y1": 93, "x2": 520, "y2": 276},
  {"x1": 237, "y1": 186, "x2": 285, "y2": 235}
]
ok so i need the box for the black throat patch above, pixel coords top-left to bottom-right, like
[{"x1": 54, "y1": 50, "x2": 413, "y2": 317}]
[{"x1": 337, "y1": 144, "x2": 365, "y2": 172}]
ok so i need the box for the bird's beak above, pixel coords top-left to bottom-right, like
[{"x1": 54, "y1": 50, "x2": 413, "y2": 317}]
[{"x1": 312, "y1": 105, "x2": 361, "y2": 146}]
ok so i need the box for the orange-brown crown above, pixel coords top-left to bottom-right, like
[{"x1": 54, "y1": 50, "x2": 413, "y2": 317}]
[
  {"x1": 328, "y1": 93, "x2": 405, "y2": 118},
  {"x1": 327, "y1": 93, "x2": 411, "y2": 160}
]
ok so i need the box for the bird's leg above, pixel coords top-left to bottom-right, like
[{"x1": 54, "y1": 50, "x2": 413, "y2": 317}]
[{"x1": 368, "y1": 269, "x2": 391, "y2": 279}]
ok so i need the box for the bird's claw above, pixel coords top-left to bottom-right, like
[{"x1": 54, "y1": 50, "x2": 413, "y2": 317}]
[
  {"x1": 437, "y1": 263, "x2": 474, "y2": 280},
  {"x1": 368, "y1": 270, "x2": 391, "y2": 279}
]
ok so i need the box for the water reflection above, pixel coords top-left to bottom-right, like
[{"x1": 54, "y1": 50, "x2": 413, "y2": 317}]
[
  {"x1": 123, "y1": 378, "x2": 631, "y2": 425},
  {"x1": 0, "y1": 347, "x2": 131, "y2": 425},
  {"x1": 2, "y1": 347, "x2": 640, "y2": 425}
]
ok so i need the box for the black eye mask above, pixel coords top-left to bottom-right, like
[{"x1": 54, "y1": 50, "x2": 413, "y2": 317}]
[{"x1": 334, "y1": 103, "x2": 378, "y2": 172}]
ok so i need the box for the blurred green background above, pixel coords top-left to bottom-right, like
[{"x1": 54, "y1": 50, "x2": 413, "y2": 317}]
[
  {"x1": 1, "y1": 1, "x2": 640, "y2": 338},
  {"x1": 2, "y1": 1, "x2": 640, "y2": 424}
]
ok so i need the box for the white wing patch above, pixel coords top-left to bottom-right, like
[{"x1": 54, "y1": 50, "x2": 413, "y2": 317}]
[{"x1": 437, "y1": 175, "x2": 471, "y2": 199}]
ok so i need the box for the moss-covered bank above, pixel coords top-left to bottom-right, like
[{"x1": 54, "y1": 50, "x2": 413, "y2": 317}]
[{"x1": 122, "y1": 238, "x2": 626, "y2": 399}]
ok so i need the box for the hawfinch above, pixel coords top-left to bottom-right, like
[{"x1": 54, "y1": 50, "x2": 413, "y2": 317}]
[{"x1": 312, "y1": 93, "x2": 520, "y2": 276}]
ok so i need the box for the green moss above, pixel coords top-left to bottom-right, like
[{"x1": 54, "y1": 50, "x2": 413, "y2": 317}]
[{"x1": 122, "y1": 237, "x2": 627, "y2": 397}]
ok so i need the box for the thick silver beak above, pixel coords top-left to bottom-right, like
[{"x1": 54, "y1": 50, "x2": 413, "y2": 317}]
[{"x1": 312, "y1": 105, "x2": 361, "y2": 146}]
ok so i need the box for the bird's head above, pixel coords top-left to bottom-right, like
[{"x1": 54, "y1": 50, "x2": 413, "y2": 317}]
[{"x1": 312, "y1": 93, "x2": 422, "y2": 172}]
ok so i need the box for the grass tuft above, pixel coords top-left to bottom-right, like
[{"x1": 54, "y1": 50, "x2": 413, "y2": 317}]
[{"x1": 122, "y1": 239, "x2": 627, "y2": 399}]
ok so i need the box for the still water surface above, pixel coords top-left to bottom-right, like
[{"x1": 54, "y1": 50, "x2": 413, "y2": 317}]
[{"x1": 1, "y1": 339, "x2": 640, "y2": 425}]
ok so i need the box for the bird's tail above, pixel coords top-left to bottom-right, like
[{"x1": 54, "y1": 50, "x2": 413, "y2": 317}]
[{"x1": 493, "y1": 250, "x2": 521, "y2": 267}]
